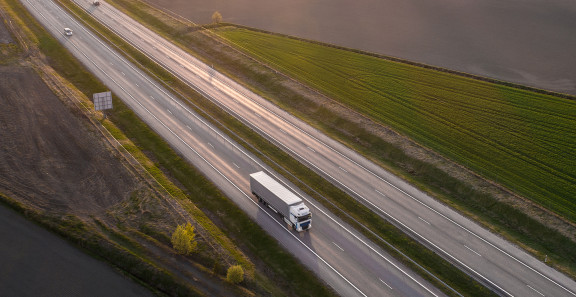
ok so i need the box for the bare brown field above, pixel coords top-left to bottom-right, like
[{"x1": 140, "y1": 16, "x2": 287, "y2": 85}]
[
  {"x1": 0, "y1": 66, "x2": 139, "y2": 216},
  {"x1": 0, "y1": 64, "x2": 241, "y2": 296},
  {"x1": 147, "y1": 0, "x2": 576, "y2": 95}
]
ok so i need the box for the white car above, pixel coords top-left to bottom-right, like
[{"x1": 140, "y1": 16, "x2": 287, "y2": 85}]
[{"x1": 64, "y1": 28, "x2": 73, "y2": 36}]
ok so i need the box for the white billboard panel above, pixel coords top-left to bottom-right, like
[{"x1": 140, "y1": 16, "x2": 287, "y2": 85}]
[{"x1": 93, "y1": 91, "x2": 112, "y2": 111}]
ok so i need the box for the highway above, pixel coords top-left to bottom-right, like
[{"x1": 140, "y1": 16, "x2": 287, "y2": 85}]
[
  {"x1": 20, "y1": 0, "x2": 446, "y2": 296},
  {"x1": 59, "y1": 1, "x2": 576, "y2": 296}
]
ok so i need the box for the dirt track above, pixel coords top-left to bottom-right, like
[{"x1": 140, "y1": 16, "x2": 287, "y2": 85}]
[{"x1": 0, "y1": 65, "x2": 138, "y2": 216}]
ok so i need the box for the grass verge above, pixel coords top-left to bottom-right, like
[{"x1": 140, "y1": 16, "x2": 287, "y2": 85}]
[
  {"x1": 100, "y1": 119, "x2": 253, "y2": 274},
  {"x1": 0, "y1": 42, "x2": 20, "y2": 63},
  {"x1": 0, "y1": 8, "x2": 22, "y2": 64}
]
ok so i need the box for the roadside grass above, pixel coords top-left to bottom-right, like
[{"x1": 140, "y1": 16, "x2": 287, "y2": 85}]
[
  {"x1": 71, "y1": 0, "x2": 499, "y2": 295},
  {"x1": 217, "y1": 28, "x2": 576, "y2": 223},
  {"x1": 100, "y1": 117, "x2": 254, "y2": 274},
  {"x1": 6, "y1": 0, "x2": 335, "y2": 295},
  {"x1": 0, "y1": 9, "x2": 22, "y2": 64},
  {"x1": 0, "y1": 43, "x2": 20, "y2": 64}
]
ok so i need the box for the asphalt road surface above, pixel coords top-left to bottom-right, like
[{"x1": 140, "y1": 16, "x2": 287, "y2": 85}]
[
  {"x1": 20, "y1": 0, "x2": 447, "y2": 296},
  {"x1": 61, "y1": 1, "x2": 576, "y2": 296}
]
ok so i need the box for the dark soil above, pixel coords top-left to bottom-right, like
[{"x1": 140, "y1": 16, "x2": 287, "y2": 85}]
[
  {"x1": 0, "y1": 66, "x2": 137, "y2": 216},
  {"x1": 147, "y1": 0, "x2": 576, "y2": 95}
]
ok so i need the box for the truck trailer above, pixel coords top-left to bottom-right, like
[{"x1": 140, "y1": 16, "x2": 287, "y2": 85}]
[{"x1": 250, "y1": 171, "x2": 311, "y2": 231}]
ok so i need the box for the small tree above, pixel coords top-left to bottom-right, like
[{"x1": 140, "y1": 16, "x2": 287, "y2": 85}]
[
  {"x1": 226, "y1": 265, "x2": 244, "y2": 284},
  {"x1": 212, "y1": 11, "x2": 222, "y2": 24},
  {"x1": 171, "y1": 222, "x2": 197, "y2": 255}
]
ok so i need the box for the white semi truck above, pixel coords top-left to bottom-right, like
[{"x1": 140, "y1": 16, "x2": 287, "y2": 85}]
[{"x1": 250, "y1": 171, "x2": 312, "y2": 231}]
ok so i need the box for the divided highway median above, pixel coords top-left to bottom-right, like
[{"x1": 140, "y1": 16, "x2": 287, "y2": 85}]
[{"x1": 54, "y1": 0, "x2": 502, "y2": 295}]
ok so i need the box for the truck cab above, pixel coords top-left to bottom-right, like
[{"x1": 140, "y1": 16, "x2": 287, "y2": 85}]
[{"x1": 290, "y1": 203, "x2": 311, "y2": 231}]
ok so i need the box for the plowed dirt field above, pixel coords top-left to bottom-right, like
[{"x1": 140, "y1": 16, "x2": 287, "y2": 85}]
[{"x1": 0, "y1": 66, "x2": 137, "y2": 215}]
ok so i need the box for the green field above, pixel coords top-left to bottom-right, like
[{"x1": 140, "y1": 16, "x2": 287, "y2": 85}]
[{"x1": 217, "y1": 28, "x2": 576, "y2": 221}]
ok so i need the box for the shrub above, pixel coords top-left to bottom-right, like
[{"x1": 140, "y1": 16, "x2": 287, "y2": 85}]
[
  {"x1": 171, "y1": 222, "x2": 197, "y2": 255},
  {"x1": 226, "y1": 265, "x2": 244, "y2": 284}
]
